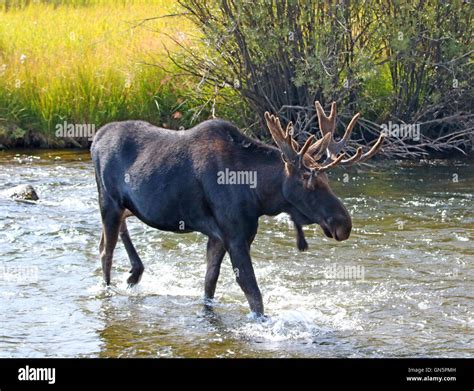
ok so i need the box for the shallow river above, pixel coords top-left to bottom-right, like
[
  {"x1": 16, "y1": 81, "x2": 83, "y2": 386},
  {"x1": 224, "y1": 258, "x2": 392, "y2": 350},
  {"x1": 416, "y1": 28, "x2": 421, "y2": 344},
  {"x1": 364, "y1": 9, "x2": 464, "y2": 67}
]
[{"x1": 0, "y1": 150, "x2": 472, "y2": 357}]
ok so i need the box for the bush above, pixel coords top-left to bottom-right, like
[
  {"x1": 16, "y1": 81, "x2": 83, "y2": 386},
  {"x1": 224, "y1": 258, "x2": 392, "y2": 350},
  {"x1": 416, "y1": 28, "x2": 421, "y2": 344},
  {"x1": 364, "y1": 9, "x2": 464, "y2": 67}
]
[{"x1": 174, "y1": 0, "x2": 473, "y2": 157}]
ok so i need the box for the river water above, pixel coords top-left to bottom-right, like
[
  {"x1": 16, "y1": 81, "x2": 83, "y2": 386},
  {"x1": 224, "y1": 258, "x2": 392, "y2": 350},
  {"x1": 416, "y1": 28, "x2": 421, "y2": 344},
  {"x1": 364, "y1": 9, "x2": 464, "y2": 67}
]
[{"x1": 0, "y1": 150, "x2": 472, "y2": 357}]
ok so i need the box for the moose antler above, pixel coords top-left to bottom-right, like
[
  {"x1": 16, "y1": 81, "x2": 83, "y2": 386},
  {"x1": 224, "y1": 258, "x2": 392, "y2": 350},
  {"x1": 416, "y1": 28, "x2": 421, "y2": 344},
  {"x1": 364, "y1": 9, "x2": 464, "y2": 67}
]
[
  {"x1": 310, "y1": 101, "x2": 385, "y2": 166},
  {"x1": 264, "y1": 112, "x2": 315, "y2": 169},
  {"x1": 264, "y1": 112, "x2": 336, "y2": 171},
  {"x1": 264, "y1": 102, "x2": 384, "y2": 173}
]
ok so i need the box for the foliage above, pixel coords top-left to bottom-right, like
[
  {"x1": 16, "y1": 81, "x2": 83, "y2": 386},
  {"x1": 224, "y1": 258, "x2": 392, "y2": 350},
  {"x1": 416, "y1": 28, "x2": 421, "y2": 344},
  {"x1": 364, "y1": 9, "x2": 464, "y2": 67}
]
[{"x1": 176, "y1": 0, "x2": 473, "y2": 156}]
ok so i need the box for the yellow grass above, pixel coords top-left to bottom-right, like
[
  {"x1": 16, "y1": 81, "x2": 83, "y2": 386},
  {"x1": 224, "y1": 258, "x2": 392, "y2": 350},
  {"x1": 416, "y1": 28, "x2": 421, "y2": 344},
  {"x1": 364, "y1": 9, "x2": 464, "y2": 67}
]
[{"x1": 0, "y1": 0, "x2": 198, "y2": 140}]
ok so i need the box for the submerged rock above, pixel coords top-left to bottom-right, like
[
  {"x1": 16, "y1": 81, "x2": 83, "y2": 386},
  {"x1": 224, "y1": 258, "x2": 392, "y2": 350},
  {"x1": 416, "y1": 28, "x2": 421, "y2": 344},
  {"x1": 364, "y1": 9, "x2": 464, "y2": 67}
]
[{"x1": 0, "y1": 184, "x2": 39, "y2": 201}]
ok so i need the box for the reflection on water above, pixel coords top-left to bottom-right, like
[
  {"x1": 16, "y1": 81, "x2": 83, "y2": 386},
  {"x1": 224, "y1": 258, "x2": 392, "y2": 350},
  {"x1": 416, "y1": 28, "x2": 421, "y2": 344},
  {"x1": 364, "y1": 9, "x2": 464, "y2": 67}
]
[{"x1": 0, "y1": 150, "x2": 472, "y2": 357}]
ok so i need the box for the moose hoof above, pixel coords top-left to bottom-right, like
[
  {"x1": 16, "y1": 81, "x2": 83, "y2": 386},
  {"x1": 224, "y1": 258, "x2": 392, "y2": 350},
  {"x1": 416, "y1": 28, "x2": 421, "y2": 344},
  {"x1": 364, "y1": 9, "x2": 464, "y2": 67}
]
[
  {"x1": 127, "y1": 268, "x2": 144, "y2": 286},
  {"x1": 203, "y1": 296, "x2": 216, "y2": 307},
  {"x1": 297, "y1": 236, "x2": 309, "y2": 251},
  {"x1": 247, "y1": 311, "x2": 268, "y2": 322}
]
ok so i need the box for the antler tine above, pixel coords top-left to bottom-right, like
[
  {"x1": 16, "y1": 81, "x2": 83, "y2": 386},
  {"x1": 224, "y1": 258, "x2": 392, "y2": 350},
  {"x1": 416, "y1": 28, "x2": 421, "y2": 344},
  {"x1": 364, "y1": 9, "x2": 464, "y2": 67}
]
[
  {"x1": 358, "y1": 133, "x2": 385, "y2": 162},
  {"x1": 331, "y1": 112, "x2": 360, "y2": 155},
  {"x1": 329, "y1": 101, "x2": 336, "y2": 119},
  {"x1": 339, "y1": 147, "x2": 363, "y2": 166},
  {"x1": 314, "y1": 101, "x2": 336, "y2": 137},
  {"x1": 318, "y1": 153, "x2": 346, "y2": 172},
  {"x1": 326, "y1": 111, "x2": 361, "y2": 159},
  {"x1": 307, "y1": 133, "x2": 332, "y2": 162},
  {"x1": 264, "y1": 111, "x2": 315, "y2": 168},
  {"x1": 299, "y1": 135, "x2": 315, "y2": 157},
  {"x1": 337, "y1": 133, "x2": 385, "y2": 166},
  {"x1": 326, "y1": 113, "x2": 362, "y2": 165}
]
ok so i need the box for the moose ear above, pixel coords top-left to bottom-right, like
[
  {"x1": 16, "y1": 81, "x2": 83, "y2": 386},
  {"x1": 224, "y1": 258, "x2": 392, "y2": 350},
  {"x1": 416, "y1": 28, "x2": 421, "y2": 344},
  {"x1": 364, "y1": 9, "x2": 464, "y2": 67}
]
[
  {"x1": 304, "y1": 168, "x2": 318, "y2": 190},
  {"x1": 281, "y1": 155, "x2": 299, "y2": 176}
]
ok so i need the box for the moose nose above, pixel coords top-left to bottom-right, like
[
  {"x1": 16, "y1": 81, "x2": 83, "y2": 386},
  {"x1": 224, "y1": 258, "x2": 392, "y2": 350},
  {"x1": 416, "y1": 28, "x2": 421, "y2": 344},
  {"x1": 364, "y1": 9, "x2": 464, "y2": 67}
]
[{"x1": 326, "y1": 215, "x2": 352, "y2": 241}]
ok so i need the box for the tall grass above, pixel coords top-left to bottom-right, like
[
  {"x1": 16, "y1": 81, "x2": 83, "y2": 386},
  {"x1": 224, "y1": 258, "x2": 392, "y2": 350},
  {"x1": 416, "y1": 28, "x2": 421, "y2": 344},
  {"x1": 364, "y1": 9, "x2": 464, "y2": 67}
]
[{"x1": 0, "y1": 0, "x2": 209, "y2": 145}]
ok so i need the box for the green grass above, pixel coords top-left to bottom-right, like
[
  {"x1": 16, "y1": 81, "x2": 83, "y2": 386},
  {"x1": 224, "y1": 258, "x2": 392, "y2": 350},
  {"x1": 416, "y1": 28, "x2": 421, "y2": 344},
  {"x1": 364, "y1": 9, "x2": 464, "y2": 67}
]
[{"x1": 0, "y1": 0, "x2": 211, "y2": 146}]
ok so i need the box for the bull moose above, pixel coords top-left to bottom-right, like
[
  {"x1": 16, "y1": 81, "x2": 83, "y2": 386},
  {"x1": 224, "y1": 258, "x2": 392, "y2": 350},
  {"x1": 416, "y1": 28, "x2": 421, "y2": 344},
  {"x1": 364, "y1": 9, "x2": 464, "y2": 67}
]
[{"x1": 91, "y1": 101, "x2": 384, "y2": 316}]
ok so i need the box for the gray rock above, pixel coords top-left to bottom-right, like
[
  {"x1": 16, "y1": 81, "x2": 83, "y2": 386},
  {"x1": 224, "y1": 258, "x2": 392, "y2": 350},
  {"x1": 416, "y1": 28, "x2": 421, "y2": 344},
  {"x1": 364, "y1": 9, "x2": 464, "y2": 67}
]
[{"x1": 0, "y1": 184, "x2": 39, "y2": 201}]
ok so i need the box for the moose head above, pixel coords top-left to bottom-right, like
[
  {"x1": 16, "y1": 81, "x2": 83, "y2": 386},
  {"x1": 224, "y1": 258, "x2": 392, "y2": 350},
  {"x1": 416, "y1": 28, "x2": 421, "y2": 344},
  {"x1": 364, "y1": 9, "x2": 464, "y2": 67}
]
[{"x1": 264, "y1": 101, "x2": 385, "y2": 241}]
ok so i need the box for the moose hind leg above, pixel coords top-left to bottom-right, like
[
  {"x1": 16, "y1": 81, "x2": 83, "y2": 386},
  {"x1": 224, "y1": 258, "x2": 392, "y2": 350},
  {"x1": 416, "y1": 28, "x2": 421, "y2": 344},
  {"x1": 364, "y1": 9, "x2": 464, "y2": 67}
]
[
  {"x1": 227, "y1": 240, "x2": 264, "y2": 316},
  {"x1": 120, "y1": 219, "x2": 145, "y2": 286},
  {"x1": 99, "y1": 207, "x2": 122, "y2": 285},
  {"x1": 205, "y1": 237, "x2": 226, "y2": 300}
]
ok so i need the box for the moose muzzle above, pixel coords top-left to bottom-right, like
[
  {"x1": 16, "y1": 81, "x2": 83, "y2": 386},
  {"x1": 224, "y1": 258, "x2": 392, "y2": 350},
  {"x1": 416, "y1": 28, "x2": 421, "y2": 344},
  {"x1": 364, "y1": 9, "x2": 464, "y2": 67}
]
[{"x1": 321, "y1": 214, "x2": 352, "y2": 241}]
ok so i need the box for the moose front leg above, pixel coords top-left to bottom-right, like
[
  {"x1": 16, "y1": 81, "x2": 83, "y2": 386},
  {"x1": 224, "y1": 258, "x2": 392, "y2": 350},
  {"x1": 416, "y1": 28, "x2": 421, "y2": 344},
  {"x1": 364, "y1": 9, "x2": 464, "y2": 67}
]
[
  {"x1": 293, "y1": 222, "x2": 308, "y2": 251},
  {"x1": 205, "y1": 237, "x2": 226, "y2": 300},
  {"x1": 227, "y1": 240, "x2": 264, "y2": 316}
]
